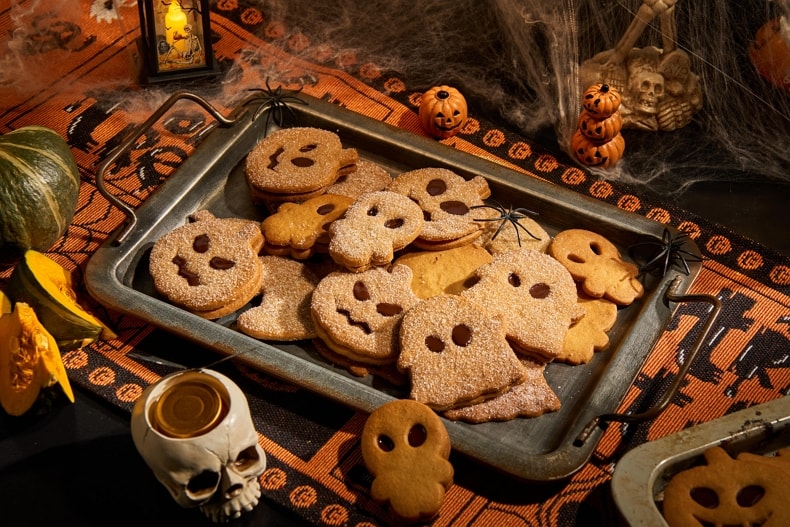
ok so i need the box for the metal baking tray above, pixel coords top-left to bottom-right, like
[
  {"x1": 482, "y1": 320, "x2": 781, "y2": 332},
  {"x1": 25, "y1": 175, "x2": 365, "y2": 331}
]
[
  {"x1": 612, "y1": 395, "x2": 790, "y2": 526},
  {"x1": 86, "y1": 91, "x2": 708, "y2": 481}
]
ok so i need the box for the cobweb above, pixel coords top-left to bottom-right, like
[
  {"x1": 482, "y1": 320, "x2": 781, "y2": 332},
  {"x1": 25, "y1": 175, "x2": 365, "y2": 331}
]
[
  {"x1": 269, "y1": 0, "x2": 790, "y2": 196},
  {"x1": 3, "y1": 0, "x2": 788, "y2": 197}
]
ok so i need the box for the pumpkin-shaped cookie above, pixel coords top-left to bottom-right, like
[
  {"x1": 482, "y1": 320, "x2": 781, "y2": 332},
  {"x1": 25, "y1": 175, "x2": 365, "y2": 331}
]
[
  {"x1": 663, "y1": 447, "x2": 790, "y2": 527},
  {"x1": 149, "y1": 210, "x2": 264, "y2": 319},
  {"x1": 311, "y1": 265, "x2": 420, "y2": 365}
]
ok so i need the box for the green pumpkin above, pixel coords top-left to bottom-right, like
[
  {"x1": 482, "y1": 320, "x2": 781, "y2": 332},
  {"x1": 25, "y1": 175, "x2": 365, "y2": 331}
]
[{"x1": 0, "y1": 126, "x2": 80, "y2": 264}]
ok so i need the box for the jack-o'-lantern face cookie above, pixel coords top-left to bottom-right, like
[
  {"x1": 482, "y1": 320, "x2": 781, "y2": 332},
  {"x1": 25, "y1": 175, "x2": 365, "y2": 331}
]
[
  {"x1": 548, "y1": 229, "x2": 644, "y2": 305},
  {"x1": 461, "y1": 248, "x2": 584, "y2": 362},
  {"x1": 311, "y1": 265, "x2": 420, "y2": 365},
  {"x1": 245, "y1": 127, "x2": 358, "y2": 203},
  {"x1": 149, "y1": 210, "x2": 264, "y2": 319},
  {"x1": 261, "y1": 193, "x2": 354, "y2": 259},
  {"x1": 387, "y1": 168, "x2": 490, "y2": 250},
  {"x1": 328, "y1": 191, "x2": 424, "y2": 272},
  {"x1": 236, "y1": 256, "x2": 319, "y2": 341},
  {"x1": 361, "y1": 399, "x2": 453, "y2": 522},
  {"x1": 398, "y1": 294, "x2": 528, "y2": 412}
]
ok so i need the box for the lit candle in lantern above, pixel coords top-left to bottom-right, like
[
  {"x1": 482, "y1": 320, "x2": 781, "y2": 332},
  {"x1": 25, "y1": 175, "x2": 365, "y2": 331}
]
[{"x1": 165, "y1": 1, "x2": 188, "y2": 48}]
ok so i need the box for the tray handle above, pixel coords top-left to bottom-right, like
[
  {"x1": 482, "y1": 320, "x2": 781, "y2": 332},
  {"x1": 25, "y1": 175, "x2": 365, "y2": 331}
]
[
  {"x1": 574, "y1": 274, "x2": 722, "y2": 445},
  {"x1": 95, "y1": 91, "x2": 251, "y2": 245}
]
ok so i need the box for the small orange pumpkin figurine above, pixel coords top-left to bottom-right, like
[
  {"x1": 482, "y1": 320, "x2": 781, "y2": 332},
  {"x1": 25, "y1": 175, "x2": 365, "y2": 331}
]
[
  {"x1": 419, "y1": 85, "x2": 468, "y2": 139},
  {"x1": 572, "y1": 83, "x2": 625, "y2": 169}
]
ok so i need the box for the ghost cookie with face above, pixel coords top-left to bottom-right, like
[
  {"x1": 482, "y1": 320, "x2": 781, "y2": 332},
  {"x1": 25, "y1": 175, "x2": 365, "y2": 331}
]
[
  {"x1": 149, "y1": 210, "x2": 264, "y2": 319},
  {"x1": 461, "y1": 247, "x2": 584, "y2": 362},
  {"x1": 398, "y1": 294, "x2": 528, "y2": 412}
]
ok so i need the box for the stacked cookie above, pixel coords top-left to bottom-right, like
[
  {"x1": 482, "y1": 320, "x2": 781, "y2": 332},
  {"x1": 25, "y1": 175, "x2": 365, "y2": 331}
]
[{"x1": 147, "y1": 125, "x2": 646, "y2": 425}]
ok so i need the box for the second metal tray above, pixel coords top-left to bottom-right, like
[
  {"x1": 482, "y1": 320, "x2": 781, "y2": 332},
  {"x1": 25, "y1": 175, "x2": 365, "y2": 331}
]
[{"x1": 86, "y1": 92, "x2": 705, "y2": 481}]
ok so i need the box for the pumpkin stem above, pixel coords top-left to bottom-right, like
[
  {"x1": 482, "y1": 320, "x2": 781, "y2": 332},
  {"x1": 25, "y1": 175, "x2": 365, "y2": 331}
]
[
  {"x1": 436, "y1": 90, "x2": 450, "y2": 99},
  {"x1": 600, "y1": 84, "x2": 610, "y2": 93}
]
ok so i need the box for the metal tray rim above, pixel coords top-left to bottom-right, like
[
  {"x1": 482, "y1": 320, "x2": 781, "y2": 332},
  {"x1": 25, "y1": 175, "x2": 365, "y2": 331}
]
[{"x1": 85, "y1": 93, "x2": 701, "y2": 481}]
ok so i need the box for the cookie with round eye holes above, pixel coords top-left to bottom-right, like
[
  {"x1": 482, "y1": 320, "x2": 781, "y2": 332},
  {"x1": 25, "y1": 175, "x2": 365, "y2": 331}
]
[
  {"x1": 361, "y1": 399, "x2": 453, "y2": 523},
  {"x1": 328, "y1": 190, "x2": 424, "y2": 272},
  {"x1": 386, "y1": 167, "x2": 490, "y2": 250},
  {"x1": 443, "y1": 358, "x2": 560, "y2": 423},
  {"x1": 556, "y1": 293, "x2": 618, "y2": 365},
  {"x1": 245, "y1": 127, "x2": 358, "y2": 210},
  {"x1": 236, "y1": 256, "x2": 319, "y2": 341},
  {"x1": 261, "y1": 193, "x2": 354, "y2": 260},
  {"x1": 662, "y1": 446, "x2": 790, "y2": 527},
  {"x1": 548, "y1": 229, "x2": 644, "y2": 306},
  {"x1": 310, "y1": 265, "x2": 421, "y2": 365},
  {"x1": 398, "y1": 294, "x2": 528, "y2": 412},
  {"x1": 325, "y1": 159, "x2": 393, "y2": 200},
  {"x1": 461, "y1": 247, "x2": 585, "y2": 362},
  {"x1": 149, "y1": 210, "x2": 264, "y2": 320}
]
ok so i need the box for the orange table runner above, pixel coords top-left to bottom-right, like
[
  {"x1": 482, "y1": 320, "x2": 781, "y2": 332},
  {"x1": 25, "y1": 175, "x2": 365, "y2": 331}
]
[{"x1": 2, "y1": 2, "x2": 789, "y2": 526}]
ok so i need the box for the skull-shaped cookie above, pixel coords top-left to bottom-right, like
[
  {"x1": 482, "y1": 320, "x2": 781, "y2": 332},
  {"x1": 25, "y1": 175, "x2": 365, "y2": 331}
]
[
  {"x1": 244, "y1": 127, "x2": 358, "y2": 196},
  {"x1": 130, "y1": 369, "x2": 267, "y2": 523},
  {"x1": 311, "y1": 265, "x2": 420, "y2": 364},
  {"x1": 328, "y1": 191, "x2": 424, "y2": 272},
  {"x1": 361, "y1": 399, "x2": 453, "y2": 522},
  {"x1": 387, "y1": 167, "x2": 490, "y2": 249},
  {"x1": 461, "y1": 248, "x2": 584, "y2": 362},
  {"x1": 149, "y1": 210, "x2": 264, "y2": 319},
  {"x1": 548, "y1": 229, "x2": 644, "y2": 305},
  {"x1": 261, "y1": 193, "x2": 354, "y2": 259},
  {"x1": 398, "y1": 294, "x2": 527, "y2": 411}
]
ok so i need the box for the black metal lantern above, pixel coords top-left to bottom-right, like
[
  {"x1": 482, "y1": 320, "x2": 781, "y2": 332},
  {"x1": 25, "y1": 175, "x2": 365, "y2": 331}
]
[{"x1": 137, "y1": 0, "x2": 219, "y2": 83}]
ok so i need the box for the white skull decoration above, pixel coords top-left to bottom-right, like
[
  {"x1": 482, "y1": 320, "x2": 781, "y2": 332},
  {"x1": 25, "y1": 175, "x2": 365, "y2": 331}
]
[
  {"x1": 130, "y1": 369, "x2": 266, "y2": 523},
  {"x1": 629, "y1": 69, "x2": 665, "y2": 115}
]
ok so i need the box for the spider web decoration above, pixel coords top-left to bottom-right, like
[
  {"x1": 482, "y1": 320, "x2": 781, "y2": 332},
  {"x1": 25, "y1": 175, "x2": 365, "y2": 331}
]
[
  {"x1": 629, "y1": 228, "x2": 704, "y2": 277},
  {"x1": 244, "y1": 79, "x2": 307, "y2": 135},
  {"x1": 472, "y1": 201, "x2": 542, "y2": 247}
]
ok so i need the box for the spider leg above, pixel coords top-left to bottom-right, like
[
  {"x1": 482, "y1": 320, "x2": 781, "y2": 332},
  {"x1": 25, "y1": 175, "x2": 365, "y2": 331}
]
[{"x1": 511, "y1": 219, "x2": 541, "y2": 240}]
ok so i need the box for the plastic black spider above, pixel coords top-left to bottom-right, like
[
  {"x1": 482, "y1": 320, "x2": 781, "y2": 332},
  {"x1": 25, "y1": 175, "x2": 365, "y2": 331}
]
[
  {"x1": 472, "y1": 200, "x2": 541, "y2": 247},
  {"x1": 244, "y1": 79, "x2": 307, "y2": 135},
  {"x1": 629, "y1": 228, "x2": 703, "y2": 277}
]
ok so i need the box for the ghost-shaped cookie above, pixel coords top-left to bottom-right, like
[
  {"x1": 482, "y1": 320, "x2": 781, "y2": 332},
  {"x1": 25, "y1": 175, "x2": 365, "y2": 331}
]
[
  {"x1": 398, "y1": 294, "x2": 527, "y2": 411},
  {"x1": 461, "y1": 248, "x2": 584, "y2": 362}
]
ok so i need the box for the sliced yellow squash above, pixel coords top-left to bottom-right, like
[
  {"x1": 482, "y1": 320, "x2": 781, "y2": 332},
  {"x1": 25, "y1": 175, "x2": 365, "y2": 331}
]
[
  {"x1": 0, "y1": 302, "x2": 74, "y2": 416},
  {"x1": 7, "y1": 250, "x2": 116, "y2": 350},
  {"x1": 0, "y1": 290, "x2": 11, "y2": 315}
]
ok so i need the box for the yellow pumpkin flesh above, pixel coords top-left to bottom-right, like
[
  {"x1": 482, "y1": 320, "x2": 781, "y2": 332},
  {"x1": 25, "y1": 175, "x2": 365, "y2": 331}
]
[{"x1": 0, "y1": 300, "x2": 74, "y2": 416}]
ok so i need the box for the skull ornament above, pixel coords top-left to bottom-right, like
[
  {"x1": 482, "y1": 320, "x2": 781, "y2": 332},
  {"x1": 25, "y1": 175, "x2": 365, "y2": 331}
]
[
  {"x1": 630, "y1": 69, "x2": 664, "y2": 115},
  {"x1": 130, "y1": 369, "x2": 266, "y2": 523}
]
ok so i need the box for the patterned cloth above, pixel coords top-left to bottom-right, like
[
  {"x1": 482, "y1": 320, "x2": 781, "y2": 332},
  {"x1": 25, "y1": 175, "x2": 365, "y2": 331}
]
[{"x1": 1, "y1": 2, "x2": 789, "y2": 526}]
